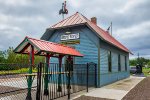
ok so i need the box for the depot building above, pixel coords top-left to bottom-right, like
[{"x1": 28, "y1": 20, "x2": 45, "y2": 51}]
[{"x1": 41, "y1": 12, "x2": 131, "y2": 87}]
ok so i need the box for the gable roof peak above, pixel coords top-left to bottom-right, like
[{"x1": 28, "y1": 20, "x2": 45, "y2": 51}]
[{"x1": 51, "y1": 12, "x2": 87, "y2": 29}]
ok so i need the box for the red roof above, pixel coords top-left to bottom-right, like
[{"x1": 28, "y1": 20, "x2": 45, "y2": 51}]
[
  {"x1": 49, "y1": 12, "x2": 131, "y2": 53},
  {"x1": 14, "y1": 36, "x2": 83, "y2": 57}
]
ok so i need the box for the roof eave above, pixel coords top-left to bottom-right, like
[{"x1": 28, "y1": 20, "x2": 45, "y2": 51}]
[{"x1": 14, "y1": 36, "x2": 28, "y2": 53}]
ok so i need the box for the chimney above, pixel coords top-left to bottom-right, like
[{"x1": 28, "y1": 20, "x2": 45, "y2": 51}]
[{"x1": 91, "y1": 17, "x2": 97, "y2": 25}]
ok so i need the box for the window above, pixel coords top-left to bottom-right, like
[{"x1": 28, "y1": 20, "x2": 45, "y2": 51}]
[
  {"x1": 108, "y1": 51, "x2": 112, "y2": 72},
  {"x1": 125, "y1": 56, "x2": 127, "y2": 71},
  {"x1": 118, "y1": 54, "x2": 121, "y2": 71}
]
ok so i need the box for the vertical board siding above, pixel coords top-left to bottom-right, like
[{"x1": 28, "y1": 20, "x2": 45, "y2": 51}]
[
  {"x1": 112, "y1": 52, "x2": 118, "y2": 72},
  {"x1": 100, "y1": 48, "x2": 108, "y2": 74},
  {"x1": 121, "y1": 55, "x2": 125, "y2": 71}
]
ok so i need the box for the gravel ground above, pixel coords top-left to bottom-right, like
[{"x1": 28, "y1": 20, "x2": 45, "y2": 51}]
[
  {"x1": 0, "y1": 86, "x2": 22, "y2": 94},
  {"x1": 122, "y1": 77, "x2": 150, "y2": 100},
  {"x1": 0, "y1": 85, "x2": 36, "y2": 98},
  {"x1": 74, "y1": 96, "x2": 114, "y2": 100}
]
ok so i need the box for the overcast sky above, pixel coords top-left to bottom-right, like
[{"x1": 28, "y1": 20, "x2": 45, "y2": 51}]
[{"x1": 0, "y1": 0, "x2": 149, "y2": 59}]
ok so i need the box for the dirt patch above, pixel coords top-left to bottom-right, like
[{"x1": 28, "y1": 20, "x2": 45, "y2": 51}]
[
  {"x1": 122, "y1": 77, "x2": 150, "y2": 100},
  {"x1": 74, "y1": 96, "x2": 114, "y2": 100},
  {"x1": 123, "y1": 79, "x2": 132, "y2": 82},
  {"x1": 116, "y1": 83, "x2": 123, "y2": 85}
]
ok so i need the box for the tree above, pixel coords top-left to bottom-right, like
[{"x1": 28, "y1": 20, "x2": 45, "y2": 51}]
[
  {"x1": 138, "y1": 57, "x2": 149, "y2": 66},
  {"x1": 148, "y1": 62, "x2": 150, "y2": 67},
  {"x1": 0, "y1": 51, "x2": 5, "y2": 63},
  {"x1": 6, "y1": 47, "x2": 17, "y2": 63},
  {"x1": 130, "y1": 59, "x2": 137, "y2": 66},
  {"x1": 5, "y1": 47, "x2": 44, "y2": 64},
  {"x1": 130, "y1": 57, "x2": 150, "y2": 67}
]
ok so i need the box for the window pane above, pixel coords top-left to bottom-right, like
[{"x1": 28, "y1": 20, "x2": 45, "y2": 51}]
[
  {"x1": 118, "y1": 54, "x2": 121, "y2": 71},
  {"x1": 108, "y1": 51, "x2": 112, "y2": 72},
  {"x1": 125, "y1": 56, "x2": 127, "y2": 71}
]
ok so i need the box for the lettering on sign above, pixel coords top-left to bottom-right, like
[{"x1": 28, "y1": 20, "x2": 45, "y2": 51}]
[
  {"x1": 61, "y1": 40, "x2": 80, "y2": 45},
  {"x1": 61, "y1": 33, "x2": 79, "y2": 41}
]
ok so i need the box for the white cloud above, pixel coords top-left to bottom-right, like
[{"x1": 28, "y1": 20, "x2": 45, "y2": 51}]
[
  {"x1": 0, "y1": 0, "x2": 149, "y2": 59},
  {"x1": 0, "y1": 45, "x2": 4, "y2": 50},
  {"x1": 0, "y1": 24, "x2": 21, "y2": 31},
  {"x1": 114, "y1": 21, "x2": 150, "y2": 58},
  {"x1": 0, "y1": 0, "x2": 30, "y2": 6},
  {"x1": 130, "y1": 49, "x2": 150, "y2": 59},
  {"x1": 115, "y1": 21, "x2": 150, "y2": 39},
  {"x1": 69, "y1": 0, "x2": 81, "y2": 8},
  {"x1": 118, "y1": 0, "x2": 147, "y2": 13}
]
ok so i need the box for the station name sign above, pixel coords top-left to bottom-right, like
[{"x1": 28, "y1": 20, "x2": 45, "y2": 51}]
[{"x1": 61, "y1": 33, "x2": 80, "y2": 41}]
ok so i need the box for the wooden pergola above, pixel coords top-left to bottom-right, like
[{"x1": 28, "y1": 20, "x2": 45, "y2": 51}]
[{"x1": 14, "y1": 36, "x2": 83, "y2": 100}]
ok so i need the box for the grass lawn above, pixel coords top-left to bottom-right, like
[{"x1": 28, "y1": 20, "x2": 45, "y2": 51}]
[
  {"x1": 0, "y1": 68, "x2": 37, "y2": 75},
  {"x1": 142, "y1": 67, "x2": 150, "y2": 76}
]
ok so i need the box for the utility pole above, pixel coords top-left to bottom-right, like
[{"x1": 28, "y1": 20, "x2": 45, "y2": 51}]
[
  {"x1": 107, "y1": 22, "x2": 112, "y2": 36},
  {"x1": 111, "y1": 22, "x2": 112, "y2": 36}
]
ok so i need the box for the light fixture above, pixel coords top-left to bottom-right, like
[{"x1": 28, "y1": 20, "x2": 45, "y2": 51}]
[
  {"x1": 65, "y1": 28, "x2": 71, "y2": 34},
  {"x1": 65, "y1": 31, "x2": 71, "y2": 34}
]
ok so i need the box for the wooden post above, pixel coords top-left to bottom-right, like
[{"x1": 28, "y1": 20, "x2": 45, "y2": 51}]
[
  {"x1": 44, "y1": 53, "x2": 50, "y2": 95},
  {"x1": 57, "y1": 55, "x2": 63, "y2": 92},
  {"x1": 26, "y1": 45, "x2": 34, "y2": 100},
  {"x1": 67, "y1": 55, "x2": 71, "y2": 100}
]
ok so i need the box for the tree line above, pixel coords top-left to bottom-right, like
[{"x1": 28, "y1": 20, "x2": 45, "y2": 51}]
[
  {"x1": 130, "y1": 57, "x2": 150, "y2": 67},
  {"x1": 0, "y1": 47, "x2": 45, "y2": 64},
  {"x1": 1, "y1": 47, "x2": 150, "y2": 68}
]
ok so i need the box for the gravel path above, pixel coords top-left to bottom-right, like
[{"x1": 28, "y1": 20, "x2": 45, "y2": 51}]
[
  {"x1": 0, "y1": 86, "x2": 22, "y2": 94},
  {"x1": 122, "y1": 77, "x2": 150, "y2": 100}
]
